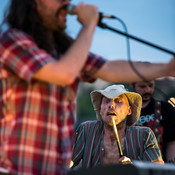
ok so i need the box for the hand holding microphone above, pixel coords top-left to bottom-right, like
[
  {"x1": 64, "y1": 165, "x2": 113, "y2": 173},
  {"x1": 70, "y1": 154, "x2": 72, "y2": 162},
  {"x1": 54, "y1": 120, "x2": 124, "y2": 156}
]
[
  {"x1": 67, "y1": 3, "x2": 99, "y2": 27},
  {"x1": 66, "y1": 3, "x2": 117, "y2": 26}
]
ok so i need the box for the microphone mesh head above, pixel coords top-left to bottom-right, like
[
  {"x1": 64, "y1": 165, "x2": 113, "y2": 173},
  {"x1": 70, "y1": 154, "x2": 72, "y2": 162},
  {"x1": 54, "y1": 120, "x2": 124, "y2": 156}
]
[{"x1": 66, "y1": 4, "x2": 76, "y2": 15}]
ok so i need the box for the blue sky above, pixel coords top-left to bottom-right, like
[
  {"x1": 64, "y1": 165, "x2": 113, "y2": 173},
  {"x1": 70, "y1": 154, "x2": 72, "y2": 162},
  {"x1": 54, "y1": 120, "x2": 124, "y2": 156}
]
[{"x1": 1, "y1": 0, "x2": 175, "y2": 63}]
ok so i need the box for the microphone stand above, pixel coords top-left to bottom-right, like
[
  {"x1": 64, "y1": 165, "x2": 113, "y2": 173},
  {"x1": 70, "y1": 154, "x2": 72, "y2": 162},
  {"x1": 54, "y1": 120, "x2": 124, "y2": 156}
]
[{"x1": 98, "y1": 21, "x2": 175, "y2": 56}]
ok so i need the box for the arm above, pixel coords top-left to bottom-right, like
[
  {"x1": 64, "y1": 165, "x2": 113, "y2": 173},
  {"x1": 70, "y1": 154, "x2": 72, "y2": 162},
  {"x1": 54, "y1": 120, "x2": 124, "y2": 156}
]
[
  {"x1": 33, "y1": 3, "x2": 98, "y2": 86},
  {"x1": 143, "y1": 127, "x2": 164, "y2": 164},
  {"x1": 94, "y1": 58, "x2": 175, "y2": 83},
  {"x1": 163, "y1": 102, "x2": 175, "y2": 163},
  {"x1": 166, "y1": 141, "x2": 175, "y2": 163},
  {"x1": 71, "y1": 124, "x2": 86, "y2": 169}
]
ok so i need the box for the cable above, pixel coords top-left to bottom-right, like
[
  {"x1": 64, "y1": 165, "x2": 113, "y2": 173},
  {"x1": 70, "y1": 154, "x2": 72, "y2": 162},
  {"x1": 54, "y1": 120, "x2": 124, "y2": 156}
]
[
  {"x1": 113, "y1": 16, "x2": 149, "y2": 82},
  {"x1": 114, "y1": 17, "x2": 173, "y2": 100},
  {"x1": 100, "y1": 16, "x2": 175, "y2": 105}
]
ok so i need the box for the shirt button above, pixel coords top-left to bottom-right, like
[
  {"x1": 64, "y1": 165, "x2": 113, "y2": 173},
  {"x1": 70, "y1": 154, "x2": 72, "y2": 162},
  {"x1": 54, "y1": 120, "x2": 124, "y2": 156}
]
[
  {"x1": 154, "y1": 128, "x2": 158, "y2": 133},
  {"x1": 155, "y1": 119, "x2": 160, "y2": 123},
  {"x1": 156, "y1": 110, "x2": 160, "y2": 114}
]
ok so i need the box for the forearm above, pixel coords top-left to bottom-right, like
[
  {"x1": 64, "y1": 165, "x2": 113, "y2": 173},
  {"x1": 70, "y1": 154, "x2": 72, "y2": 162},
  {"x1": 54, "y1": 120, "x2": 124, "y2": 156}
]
[
  {"x1": 34, "y1": 4, "x2": 98, "y2": 86},
  {"x1": 166, "y1": 141, "x2": 175, "y2": 164},
  {"x1": 152, "y1": 160, "x2": 164, "y2": 165},
  {"x1": 62, "y1": 23, "x2": 96, "y2": 76},
  {"x1": 59, "y1": 3, "x2": 98, "y2": 83},
  {"x1": 33, "y1": 24, "x2": 96, "y2": 86},
  {"x1": 143, "y1": 128, "x2": 164, "y2": 163},
  {"x1": 167, "y1": 158, "x2": 175, "y2": 164},
  {"x1": 95, "y1": 60, "x2": 168, "y2": 83}
]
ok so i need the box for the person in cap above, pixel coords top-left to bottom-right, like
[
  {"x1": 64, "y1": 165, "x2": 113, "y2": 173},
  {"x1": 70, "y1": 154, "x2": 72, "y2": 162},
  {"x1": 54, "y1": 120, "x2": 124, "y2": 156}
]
[{"x1": 71, "y1": 84, "x2": 164, "y2": 169}]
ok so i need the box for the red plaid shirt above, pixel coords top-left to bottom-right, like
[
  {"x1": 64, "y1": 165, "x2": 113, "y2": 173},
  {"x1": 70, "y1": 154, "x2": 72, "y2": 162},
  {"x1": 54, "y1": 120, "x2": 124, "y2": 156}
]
[{"x1": 0, "y1": 29, "x2": 106, "y2": 175}]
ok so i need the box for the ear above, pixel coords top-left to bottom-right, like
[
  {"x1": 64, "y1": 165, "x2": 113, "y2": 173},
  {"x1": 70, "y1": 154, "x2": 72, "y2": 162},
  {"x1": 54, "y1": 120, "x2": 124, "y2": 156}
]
[{"x1": 128, "y1": 106, "x2": 132, "y2": 115}]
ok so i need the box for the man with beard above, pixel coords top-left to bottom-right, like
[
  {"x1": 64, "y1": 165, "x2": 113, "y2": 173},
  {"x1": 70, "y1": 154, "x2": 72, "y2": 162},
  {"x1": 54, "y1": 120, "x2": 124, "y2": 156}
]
[
  {"x1": 71, "y1": 85, "x2": 164, "y2": 169},
  {"x1": 1, "y1": 0, "x2": 175, "y2": 174},
  {"x1": 131, "y1": 80, "x2": 175, "y2": 164}
]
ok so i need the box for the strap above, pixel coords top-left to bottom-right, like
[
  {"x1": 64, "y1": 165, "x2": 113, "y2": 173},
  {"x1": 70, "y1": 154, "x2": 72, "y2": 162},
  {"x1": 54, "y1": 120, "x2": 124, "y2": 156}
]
[{"x1": 153, "y1": 99, "x2": 161, "y2": 138}]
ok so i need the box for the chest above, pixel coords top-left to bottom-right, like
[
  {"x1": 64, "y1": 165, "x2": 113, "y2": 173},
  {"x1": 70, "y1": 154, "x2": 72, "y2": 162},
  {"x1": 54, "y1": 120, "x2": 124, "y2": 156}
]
[{"x1": 101, "y1": 133, "x2": 125, "y2": 165}]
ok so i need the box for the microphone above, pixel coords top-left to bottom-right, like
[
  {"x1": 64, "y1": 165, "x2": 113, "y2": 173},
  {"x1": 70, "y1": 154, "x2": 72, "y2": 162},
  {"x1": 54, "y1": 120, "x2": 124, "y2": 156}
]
[
  {"x1": 66, "y1": 4, "x2": 117, "y2": 19},
  {"x1": 66, "y1": 4, "x2": 76, "y2": 15}
]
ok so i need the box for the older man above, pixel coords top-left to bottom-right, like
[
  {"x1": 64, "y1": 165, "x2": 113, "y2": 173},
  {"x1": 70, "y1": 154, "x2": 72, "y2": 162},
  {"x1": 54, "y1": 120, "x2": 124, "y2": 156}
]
[{"x1": 71, "y1": 85, "x2": 164, "y2": 169}]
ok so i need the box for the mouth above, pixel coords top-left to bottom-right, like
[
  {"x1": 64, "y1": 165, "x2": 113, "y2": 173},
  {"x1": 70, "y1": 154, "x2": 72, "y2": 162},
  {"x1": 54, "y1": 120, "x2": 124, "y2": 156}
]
[
  {"x1": 143, "y1": 93, "x2": 151, "y2": 97},
  {"x1": 107, "y1": 110, "x2": 117, "y2": 117},
  {"x1": 55, "y1": 5, "x2": 68, "y2": 17},
  {"x1": 142, "y1": 94, "x2": 151, "y2": 100}
]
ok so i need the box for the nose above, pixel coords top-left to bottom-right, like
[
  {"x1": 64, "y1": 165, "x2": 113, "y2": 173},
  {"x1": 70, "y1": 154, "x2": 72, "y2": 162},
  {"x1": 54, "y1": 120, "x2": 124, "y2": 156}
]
[
  {"x1": 145, "y1": 86, "x2": 152, "y2": 93},
  {"x1": 109, "y1": 100, "x2": 115, "y2": 109}
]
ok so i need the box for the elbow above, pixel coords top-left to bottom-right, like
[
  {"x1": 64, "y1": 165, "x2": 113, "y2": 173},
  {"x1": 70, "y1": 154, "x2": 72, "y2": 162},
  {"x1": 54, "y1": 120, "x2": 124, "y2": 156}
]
[
  {"x1": 60, "y1": 72, "x2": 78, "y2": 86},
  {"x1": 63, "y1": 76, "x2": 76, "y2": 86}
]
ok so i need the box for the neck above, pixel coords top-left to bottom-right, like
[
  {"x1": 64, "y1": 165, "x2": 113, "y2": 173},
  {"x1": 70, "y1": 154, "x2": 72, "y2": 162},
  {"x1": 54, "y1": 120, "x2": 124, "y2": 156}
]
[
  {"x1": 47, "y1": 30, "x2": 54, "y2": 42},
  {"x1": 142, "y1": 100, "x2": 150, "y2": 108},
  {"x1": 103, "y1": 120, "x2": 127, "y2": 138}
]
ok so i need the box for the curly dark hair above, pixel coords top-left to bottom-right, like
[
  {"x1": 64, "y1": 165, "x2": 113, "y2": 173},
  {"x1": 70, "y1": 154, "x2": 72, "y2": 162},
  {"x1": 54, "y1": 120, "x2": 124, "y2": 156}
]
[{"x1": 1, "y1": 0, "x2": 73, "y2": 54}]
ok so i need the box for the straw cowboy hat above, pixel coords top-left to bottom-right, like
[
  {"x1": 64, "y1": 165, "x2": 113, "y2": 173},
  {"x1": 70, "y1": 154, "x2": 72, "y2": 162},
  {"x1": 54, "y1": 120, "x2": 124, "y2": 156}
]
[{"x1": 90, "y1": 84, "x2": 142, "y2": 126}]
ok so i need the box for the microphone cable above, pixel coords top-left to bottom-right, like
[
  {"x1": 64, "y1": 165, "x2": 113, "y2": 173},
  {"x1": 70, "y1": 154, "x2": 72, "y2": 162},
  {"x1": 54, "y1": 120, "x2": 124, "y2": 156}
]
[
  {"x1": 106, "y1": 15, "x2": 175, "y2": 104},
  {"x1": 110, "y1": 15, "x2": 149, "y2": 82}
]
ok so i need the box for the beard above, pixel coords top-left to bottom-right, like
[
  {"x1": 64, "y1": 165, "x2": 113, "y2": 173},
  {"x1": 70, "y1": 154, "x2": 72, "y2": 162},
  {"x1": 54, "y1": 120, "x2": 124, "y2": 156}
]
[{"x1": 142, "y1": 93, "x2": 152, "y2": 102}]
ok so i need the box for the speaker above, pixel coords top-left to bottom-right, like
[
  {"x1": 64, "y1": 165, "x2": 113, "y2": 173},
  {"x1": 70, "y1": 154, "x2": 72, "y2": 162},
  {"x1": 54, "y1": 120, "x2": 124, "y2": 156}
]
[{"x1": 68, "y1": 161, "x2": 175, "y2": 175}]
